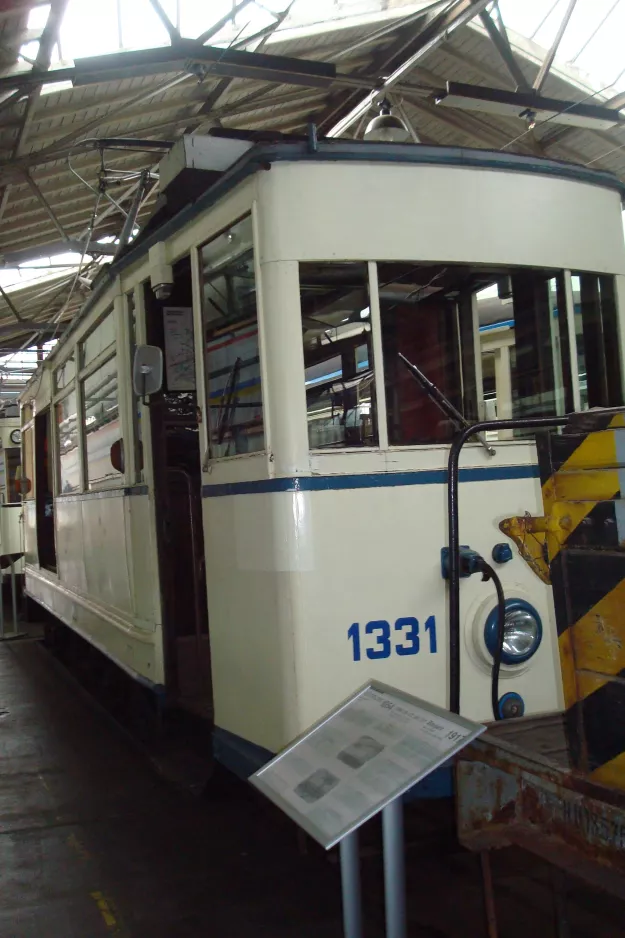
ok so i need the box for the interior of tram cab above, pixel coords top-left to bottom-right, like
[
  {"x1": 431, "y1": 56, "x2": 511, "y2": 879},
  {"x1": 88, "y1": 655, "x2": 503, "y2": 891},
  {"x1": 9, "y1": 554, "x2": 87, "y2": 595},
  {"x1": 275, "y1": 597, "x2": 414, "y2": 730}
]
[{"x1": 299, "y1": 262, "x2": 622, "y2": 448}]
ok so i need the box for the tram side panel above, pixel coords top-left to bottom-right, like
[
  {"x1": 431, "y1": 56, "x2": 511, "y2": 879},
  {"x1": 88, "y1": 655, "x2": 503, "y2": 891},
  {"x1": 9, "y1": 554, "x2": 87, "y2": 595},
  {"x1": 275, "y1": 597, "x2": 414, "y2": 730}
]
[
  {"x1": 27, "y1": 493, "x2": 164, "y2": 686},
  {"x1": 20, "y1": 308, "x2": 165, "y2": 688},
  {"x1": 204, "y1": 489, "x2": 300, "y2": 754},
  {"x1": 203, "y1": 462, "x2": 562, "y2": 755}
]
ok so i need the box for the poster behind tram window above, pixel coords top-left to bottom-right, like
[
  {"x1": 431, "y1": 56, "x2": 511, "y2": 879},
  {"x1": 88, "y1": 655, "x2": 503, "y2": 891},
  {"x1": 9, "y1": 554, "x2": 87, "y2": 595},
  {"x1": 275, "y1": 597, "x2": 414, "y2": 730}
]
[
  {"x1": 206, "y1": 320, "x2": 263, "y2": 455},
  {"x1": 163, "y1": 307, "x2": 196, "y2": 391}
]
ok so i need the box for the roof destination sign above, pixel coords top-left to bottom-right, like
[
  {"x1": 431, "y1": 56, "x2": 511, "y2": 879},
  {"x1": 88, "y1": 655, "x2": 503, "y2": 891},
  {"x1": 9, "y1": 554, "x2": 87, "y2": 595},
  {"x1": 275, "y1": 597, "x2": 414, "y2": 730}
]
[{"x1": 251, "y1": 681, "x2": 485, "y2": 849}]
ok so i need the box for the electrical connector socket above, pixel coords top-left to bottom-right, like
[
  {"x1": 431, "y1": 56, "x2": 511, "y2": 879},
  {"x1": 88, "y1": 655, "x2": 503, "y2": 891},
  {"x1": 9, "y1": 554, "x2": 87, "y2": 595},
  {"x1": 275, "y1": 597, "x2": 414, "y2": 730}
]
[{"x1": 441, "y1": 546, "x2": 484, "y2": 580}]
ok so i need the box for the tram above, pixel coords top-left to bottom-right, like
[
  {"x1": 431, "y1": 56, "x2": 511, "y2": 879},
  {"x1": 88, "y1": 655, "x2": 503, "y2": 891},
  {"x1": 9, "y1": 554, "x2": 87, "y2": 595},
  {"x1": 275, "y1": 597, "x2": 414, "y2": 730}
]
[
  {"x1": 0, "y1": 409, "x2": 24, "y2": 583},
  {"x1": 18, "y1": 132, "x2": 625, "y2": 776}
]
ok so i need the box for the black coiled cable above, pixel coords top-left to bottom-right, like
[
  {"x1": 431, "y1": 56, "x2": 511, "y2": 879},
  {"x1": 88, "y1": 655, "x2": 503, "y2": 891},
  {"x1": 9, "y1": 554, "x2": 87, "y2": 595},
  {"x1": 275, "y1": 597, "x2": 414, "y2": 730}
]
[{"x1": 478, "y1": 559, "x2": 506, "y2": 722}]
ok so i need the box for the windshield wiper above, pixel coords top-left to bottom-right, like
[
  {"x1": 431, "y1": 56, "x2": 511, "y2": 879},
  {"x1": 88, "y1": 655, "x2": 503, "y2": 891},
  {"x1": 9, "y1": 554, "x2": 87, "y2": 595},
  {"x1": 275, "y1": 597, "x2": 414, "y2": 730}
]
[{"x1": 399, "y1": 353, "x2": 495, "y2": 456}]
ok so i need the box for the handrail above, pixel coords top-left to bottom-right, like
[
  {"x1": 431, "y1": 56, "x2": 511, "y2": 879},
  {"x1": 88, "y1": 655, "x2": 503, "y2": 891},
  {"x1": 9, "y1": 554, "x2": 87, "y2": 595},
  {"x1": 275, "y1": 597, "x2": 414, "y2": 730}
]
[{"x1": 447, "y1": 415, "x2": 568, "y2": 714}]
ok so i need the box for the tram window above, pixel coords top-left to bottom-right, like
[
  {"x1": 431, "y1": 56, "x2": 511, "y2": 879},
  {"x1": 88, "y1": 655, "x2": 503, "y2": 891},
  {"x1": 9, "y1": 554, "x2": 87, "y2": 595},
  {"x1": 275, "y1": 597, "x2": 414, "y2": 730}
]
[
  {"x1": 83, "y1": 357, "x2": 122, "y2": 489},
  {"x1": 378, "y1": 262, "x2": 478, "y2": 445},
  {"x1": 379, "y1": 263, "x2": 572, "y2": 446},
  {"x1": 6, "y1": 448, "x2": 20, "y2": 502},
  {"x1": 56, "y1": 352, "x2": 75, "y2": 390},
  {"x1": 127, "y1": 292, "x2": 144, "y2": 482},
  {"x1": 571, "y1": 273, "x2": 622, "y2": 410},
  {"x1": 299, "y1": 262, "x2": 377, "y2": 449},
  {"x1": 477, "y1": 271, "x2": 571, "y2": 435},
  {"x1": 202, "y1": 216, "x2": 264, "y2": 458},
  {"x1": 82, "y1": 310, "x2": 115, "y2": 367},
  {"x1": 21, "y1": 426, "x2": 34, "y2": 498},
  {"x1": 56, "y1": 391, "x2": 79, "y2": 494}
]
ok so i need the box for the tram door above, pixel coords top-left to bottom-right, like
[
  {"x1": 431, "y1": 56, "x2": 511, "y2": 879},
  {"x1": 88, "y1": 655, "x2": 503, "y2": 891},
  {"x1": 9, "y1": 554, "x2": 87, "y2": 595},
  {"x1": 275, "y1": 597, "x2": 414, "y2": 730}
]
[
  {"x1": 34, "y1": 410, "x2": 56, "y2": 572},
  {"x1": 145, "y1": 257, "x2": 212, "y2": 718}
]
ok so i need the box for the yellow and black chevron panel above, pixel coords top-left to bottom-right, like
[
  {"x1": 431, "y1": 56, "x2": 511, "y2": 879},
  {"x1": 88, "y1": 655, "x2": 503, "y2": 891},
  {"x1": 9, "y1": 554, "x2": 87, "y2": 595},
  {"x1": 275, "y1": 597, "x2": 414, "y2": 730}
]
[
  {"x1": 557, "y1": 549, "x2": 625, "y2": 783},
  {"x1": 537, "y1": 408, "x2": 625, "y2": 791},
  {"x1": 536, "y1": 409, "x2": 625, "y2": 563}
]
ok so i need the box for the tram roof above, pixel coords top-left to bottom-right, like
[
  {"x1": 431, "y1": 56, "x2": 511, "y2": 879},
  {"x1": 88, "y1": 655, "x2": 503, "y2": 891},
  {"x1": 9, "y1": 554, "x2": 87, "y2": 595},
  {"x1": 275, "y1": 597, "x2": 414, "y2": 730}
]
[{"x1": 51, "y1": 135, "x2": 624, "y2": 341}]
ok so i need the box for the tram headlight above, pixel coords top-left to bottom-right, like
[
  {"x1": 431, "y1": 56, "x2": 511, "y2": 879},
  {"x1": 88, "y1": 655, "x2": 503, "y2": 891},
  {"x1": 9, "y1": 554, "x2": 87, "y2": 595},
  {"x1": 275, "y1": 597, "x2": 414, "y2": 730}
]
[{"x1": 484, "y1": 599, "x2": 542, "y2": 665}]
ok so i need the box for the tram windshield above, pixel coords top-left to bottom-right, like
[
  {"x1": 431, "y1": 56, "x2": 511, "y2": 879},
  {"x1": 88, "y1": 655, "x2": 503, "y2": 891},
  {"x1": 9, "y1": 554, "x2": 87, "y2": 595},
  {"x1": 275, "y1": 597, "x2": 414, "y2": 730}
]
[{"x1": 298, "y1": 262, "x2": 622, "y2": 449}]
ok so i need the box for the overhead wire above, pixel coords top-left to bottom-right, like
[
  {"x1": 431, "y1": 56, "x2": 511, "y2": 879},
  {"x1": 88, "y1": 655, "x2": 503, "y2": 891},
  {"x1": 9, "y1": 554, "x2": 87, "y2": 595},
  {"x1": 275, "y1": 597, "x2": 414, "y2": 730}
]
[
  {"x1": 585, "y1": 138, "x2": 625, "y2": 166},
  {"x1": 570, "y1": 0, "x2": 621, "y2": 64}
]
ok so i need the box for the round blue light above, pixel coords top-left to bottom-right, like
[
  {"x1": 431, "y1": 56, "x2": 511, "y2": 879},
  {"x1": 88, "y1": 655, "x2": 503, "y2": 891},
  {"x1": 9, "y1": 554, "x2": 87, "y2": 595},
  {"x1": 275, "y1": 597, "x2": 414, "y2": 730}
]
[{"x1": 484, "y1": 598, "x2": 542, "y2": 665}]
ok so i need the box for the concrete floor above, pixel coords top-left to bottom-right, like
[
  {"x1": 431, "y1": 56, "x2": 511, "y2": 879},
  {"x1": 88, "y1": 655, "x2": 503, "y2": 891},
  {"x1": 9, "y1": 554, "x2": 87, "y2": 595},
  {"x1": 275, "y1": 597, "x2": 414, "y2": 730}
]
[{"x1": 0, "y1": 635, "x2": 624, "y2": 938}]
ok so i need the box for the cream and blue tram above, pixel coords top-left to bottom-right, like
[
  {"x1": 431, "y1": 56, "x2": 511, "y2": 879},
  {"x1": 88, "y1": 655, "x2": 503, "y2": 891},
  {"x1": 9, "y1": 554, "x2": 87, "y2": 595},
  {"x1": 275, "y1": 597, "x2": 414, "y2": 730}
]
[{"x1": 18, "y1": 134, "x2": 625, "y2": 777}]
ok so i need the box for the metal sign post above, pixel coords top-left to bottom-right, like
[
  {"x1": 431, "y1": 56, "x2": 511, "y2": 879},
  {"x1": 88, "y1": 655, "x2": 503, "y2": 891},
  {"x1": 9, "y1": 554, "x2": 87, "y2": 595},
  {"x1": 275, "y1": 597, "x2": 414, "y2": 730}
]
[
  {"x1": 251, "y1": 681, "x2": 485, "y2": 938},
  {"x1": 0, "y1": 554, "x2": 25, "y2": 641},
  {"x1": 340, "y1": 831, "x2": 363, "y2": 938},
  {"x1": 382, "y1": 798, "x2": 406, "y2": 938}
]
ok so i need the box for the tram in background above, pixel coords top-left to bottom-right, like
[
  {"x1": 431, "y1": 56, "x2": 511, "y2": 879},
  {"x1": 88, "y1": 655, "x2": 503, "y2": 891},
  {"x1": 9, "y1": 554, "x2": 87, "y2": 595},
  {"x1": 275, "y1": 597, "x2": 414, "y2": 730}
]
[
  {"x1": 0, "y1": 408, "x2": 24, "y2": 584},
  {"x1": 17, "y1": 132, "x2": 625, "y2": 782}
]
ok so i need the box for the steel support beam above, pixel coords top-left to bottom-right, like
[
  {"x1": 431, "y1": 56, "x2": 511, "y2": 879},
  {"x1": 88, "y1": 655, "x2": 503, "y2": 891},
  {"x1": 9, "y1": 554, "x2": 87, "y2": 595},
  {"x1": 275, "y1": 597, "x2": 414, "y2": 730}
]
[
  {"x1": 327, "y1": 0, "x2": 492, "y2": 137},
  {"x1": 317, "y1": 14, "x2": 443, "y2": 134},
  {"x1": 0, "y1": 88, "x2": 27, "y2": 117},
  {"x1": 0, "y1": 72, "x2": 191, "y2": 186},
  {"x1": 71, "y1": 42, "x2": 336, "y2": 89},
  {"x1": 479, "y1": 9, "x2": 529, "y2": 91},
  {"x1": 0, "y1": 65, "x2": 74, "y2": 94},
  {"x1": 13, "y1": 0, "x2": 70, "y2": 160},
  {"x1": 233, "y1": 2, "x2": 295, "y2": 52},
  {"x1": 333, "y1": 0, "x2": 449, "y2": 61},
  {"x1": 148, "y1": 0, "x2": 180, "y2": 43},
  {"x1": 186, "y1": 0, "x2": 295, "y2": 131},
  {"x1": 0, "y1": 0, "x2": 69, "y2": 226},
  {"x1": 441, "y1": 37, "x2": 527, "y2": 89},
  {"x1": 533, "y1": 0, "x2": 577, "y2": 93},
  {"x1": 0, "y1": 284, "x2": 27, "y2": 323},
  {"x1": 0, "y1": 40, "x2": 336, "y2": 96},
  {"x1": 23, "y1": 173, "x2": 70, "y2": 241},
  {"x1": 196, "y1": 0, "x2": 256, "y2": 45},
  {"x1": 1, "y1": 240, "x2": 117, "y2": 268}
]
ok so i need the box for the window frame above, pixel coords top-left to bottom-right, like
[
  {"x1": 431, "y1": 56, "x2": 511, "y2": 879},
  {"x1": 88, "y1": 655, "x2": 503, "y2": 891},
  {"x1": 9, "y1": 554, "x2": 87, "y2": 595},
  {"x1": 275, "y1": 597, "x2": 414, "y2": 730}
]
[
  {"x1": 295, "y1": 261, "x2": 624, "y2": 453},
  {"x1": 80, "y1": 348, "x2": 122, "y2": 492},
  {"x1": 55, "y1": 385, "x2": 81, "y2": 495},
  {"x1": 124, "y1": 290, "x2": 144, "y2": 484},
  {"x1": 50, "y1": 302, "x2": 128, "y2": 494},
  {"x1": 298, "y1": 260, "x2": 383, "y2": 453},
  {"x1": 200, "y1": 212, "x2": 267, "y2": 462},
  {"x1": 79, "y1": 307, "x2": 115, "y2": 371},
  {"x1": 20, "y1": 422, "x2": 35, "y2": 500}
]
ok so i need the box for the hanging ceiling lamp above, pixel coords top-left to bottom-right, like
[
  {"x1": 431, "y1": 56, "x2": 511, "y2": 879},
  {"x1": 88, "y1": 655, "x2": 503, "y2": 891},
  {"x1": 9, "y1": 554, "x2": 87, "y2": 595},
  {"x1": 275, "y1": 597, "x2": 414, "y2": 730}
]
[{"x1": 363, "y1": 98, "x2": 414, "y2": 143}]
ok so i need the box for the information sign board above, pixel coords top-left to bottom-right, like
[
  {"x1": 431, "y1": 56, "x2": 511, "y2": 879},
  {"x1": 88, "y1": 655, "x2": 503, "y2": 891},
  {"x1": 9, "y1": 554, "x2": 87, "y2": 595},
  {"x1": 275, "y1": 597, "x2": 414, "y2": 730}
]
[
  {"x1": 251, "y1": 682, "x2": 485, "y2": 849},
  {"x1": 163, "y1": 306, "x2": 196, "y2": 390}
]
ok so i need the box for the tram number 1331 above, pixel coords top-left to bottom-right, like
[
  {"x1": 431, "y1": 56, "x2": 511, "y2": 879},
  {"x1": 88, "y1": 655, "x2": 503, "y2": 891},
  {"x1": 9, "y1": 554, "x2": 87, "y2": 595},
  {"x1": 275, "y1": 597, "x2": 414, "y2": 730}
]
[{"x1": 347, "y1": 617, "x2": 437, "y2": 661}]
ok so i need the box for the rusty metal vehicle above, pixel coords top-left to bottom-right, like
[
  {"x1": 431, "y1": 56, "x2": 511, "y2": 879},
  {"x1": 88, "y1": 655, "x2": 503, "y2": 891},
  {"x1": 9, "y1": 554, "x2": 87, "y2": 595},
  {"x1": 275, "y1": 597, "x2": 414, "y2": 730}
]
[{"x1": 456, "y1": 408, "x2": 625, "y2": 912}]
